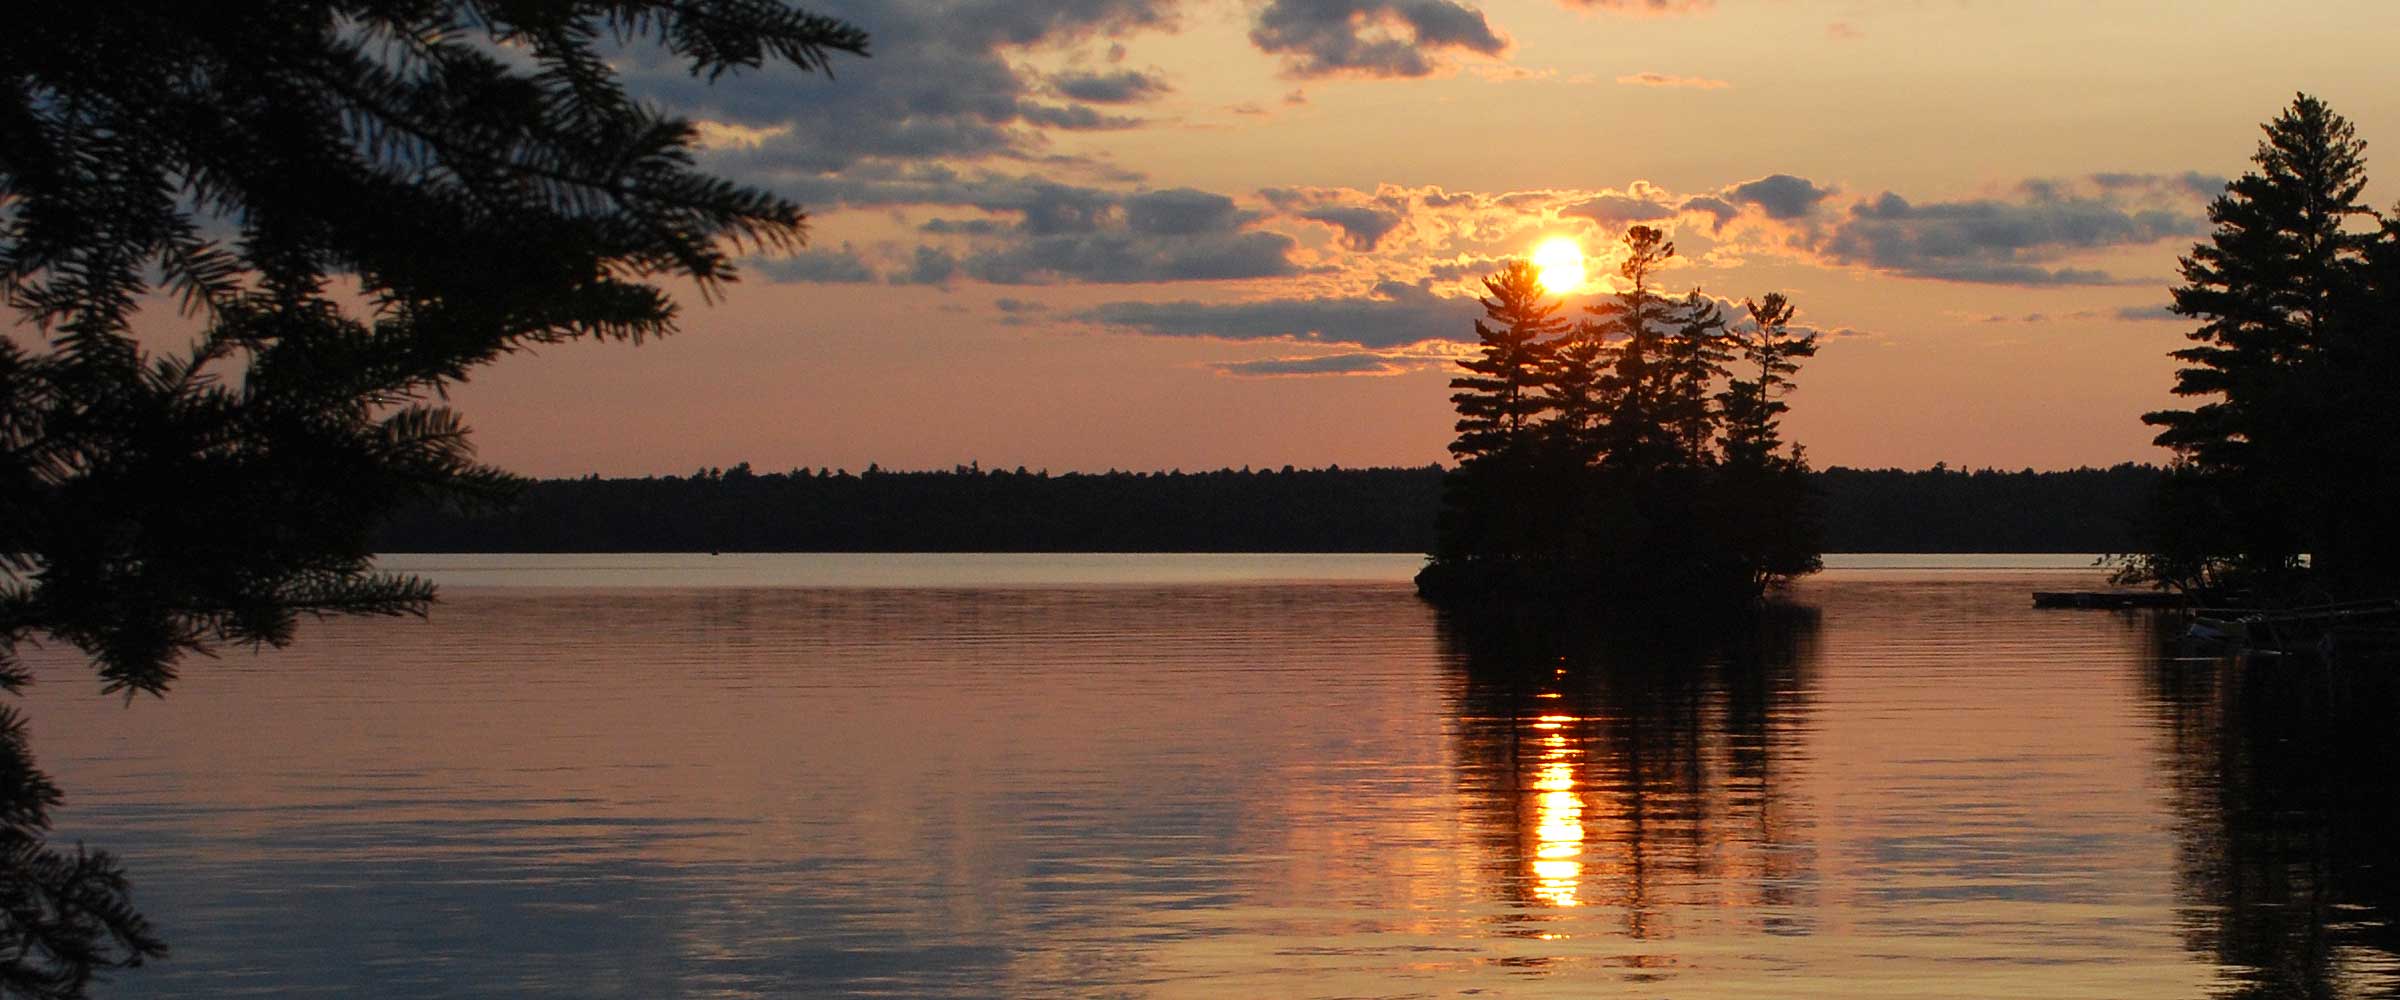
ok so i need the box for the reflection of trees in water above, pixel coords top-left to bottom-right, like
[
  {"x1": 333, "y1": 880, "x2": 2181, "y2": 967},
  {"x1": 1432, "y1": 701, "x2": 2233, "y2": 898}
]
[
  {"x1": 1441, "y1": 605, "x2": 1821, "y2": 957},
  {"x1": 2144, "y1": 631, "x2": 2400, "y2": 999}
]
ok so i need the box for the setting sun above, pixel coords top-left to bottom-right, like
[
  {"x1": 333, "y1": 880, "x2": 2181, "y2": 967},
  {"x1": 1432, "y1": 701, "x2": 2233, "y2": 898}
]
[{"x1": 1531, "y1": 238, "x2": 1585, "y2": 295}]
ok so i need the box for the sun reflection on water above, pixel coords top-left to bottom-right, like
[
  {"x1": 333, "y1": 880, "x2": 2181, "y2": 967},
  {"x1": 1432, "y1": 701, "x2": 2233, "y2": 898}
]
[{"x1": 1528, "y1": 714, "x2": 1585, "y2": 908}]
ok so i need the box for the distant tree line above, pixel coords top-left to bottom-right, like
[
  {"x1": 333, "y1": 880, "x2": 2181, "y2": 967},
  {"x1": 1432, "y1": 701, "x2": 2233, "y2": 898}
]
[
  {"x1": 1419, "y1": 230, "x2": 1822, "y2": 605},
  {"x1": 2128, "y1": 94, "x2": 2400, "y2": 598},
  {"x1": 1815, "y1": 464, "x2": 2160, "y2": 553},
  {"x1": 374, "y1": 462, "x2": 2162, "y2": 554}
]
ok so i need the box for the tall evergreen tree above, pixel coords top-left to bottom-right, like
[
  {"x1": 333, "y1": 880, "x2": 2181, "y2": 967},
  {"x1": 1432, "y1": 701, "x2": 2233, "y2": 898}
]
[
  {"x1": 1540, "y1": 323, "x2": 1616, "y2": 466},
  {"x1": 2138, "y1": 93, "x2": 2377, "y2": 590},
  {"x1": 1660, "y1": 289, "x2": 1733, "y2": 465},
  {"x1": 1437, "y1": 261, "x2": 1566, "y2": 560},
  {"x1": 1588, "y1": 226, "x2": 1683, "y2": 474},
  {"x1": 2343, "y1": 210, "x2": 2400, "y2": 581},
  {"x1": 1448, "y1": 261, "x2": 1566, "y2": 465},
  {"x1": 1719, "y1": 293, "x2": 1818, "y2": 467},
  {"x1": 1, "y1": 3, "x2": 867, "y2": 990},
  {"x1": 1715, "y1": 293, "x2": 1822, "y2": 593}
]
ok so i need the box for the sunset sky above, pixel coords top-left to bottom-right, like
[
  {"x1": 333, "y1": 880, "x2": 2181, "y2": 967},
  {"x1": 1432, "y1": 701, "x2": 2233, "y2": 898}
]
[{"x1": 444, "y1": 0, "x2": 2400, "y2": 476}]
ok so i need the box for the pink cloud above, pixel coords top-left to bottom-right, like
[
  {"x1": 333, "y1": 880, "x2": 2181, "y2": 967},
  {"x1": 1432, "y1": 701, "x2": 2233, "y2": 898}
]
[{"x1": 1616, "y1": 72, "x2": 1731, "y2": 90}]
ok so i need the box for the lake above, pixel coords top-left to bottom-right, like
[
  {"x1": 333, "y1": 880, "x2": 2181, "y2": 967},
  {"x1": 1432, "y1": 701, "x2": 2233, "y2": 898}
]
[{"x1": 25, "y1": 554, "x2": 2400, "y2": 997}]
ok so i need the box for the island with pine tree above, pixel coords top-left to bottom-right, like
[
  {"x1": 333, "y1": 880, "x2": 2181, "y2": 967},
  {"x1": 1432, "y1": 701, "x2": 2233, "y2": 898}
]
[{"x1": 1418, "y1": 226, "x2": 1822, "y2": 609}]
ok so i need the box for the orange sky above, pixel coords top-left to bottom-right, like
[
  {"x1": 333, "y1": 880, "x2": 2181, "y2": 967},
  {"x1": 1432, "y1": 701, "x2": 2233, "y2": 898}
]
[{"x1": 135, "y1": 2, "x2": 2400, "y2": 475}]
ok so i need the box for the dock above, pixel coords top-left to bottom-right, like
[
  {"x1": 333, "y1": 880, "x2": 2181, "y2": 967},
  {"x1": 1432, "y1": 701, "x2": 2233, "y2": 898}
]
[{"x1": 2032, "y1": 591, "x2": 2190, "y2": 609}]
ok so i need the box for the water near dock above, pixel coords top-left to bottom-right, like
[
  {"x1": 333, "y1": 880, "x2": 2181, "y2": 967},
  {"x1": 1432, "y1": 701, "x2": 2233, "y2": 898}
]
[{"x1": 23, "y1": 554, "x2": 2397, "y2": 997}]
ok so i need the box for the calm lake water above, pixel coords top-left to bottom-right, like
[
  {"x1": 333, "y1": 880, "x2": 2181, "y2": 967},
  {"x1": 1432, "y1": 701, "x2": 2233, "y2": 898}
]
[{"x1": 25, "y1": 554, "x2": 2400, "y2": 998}]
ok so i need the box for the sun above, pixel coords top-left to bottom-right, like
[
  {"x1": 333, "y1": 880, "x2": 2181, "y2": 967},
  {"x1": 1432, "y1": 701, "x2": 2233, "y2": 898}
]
[{"x1": 1531, "y1": 238, "x2": 1585, "y2": 295}]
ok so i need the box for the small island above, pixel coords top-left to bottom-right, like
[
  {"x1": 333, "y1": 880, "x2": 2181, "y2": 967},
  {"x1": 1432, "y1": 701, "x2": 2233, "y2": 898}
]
[{"x1": 1418, "y1": 226, "x2": 1821, "y2": 609}]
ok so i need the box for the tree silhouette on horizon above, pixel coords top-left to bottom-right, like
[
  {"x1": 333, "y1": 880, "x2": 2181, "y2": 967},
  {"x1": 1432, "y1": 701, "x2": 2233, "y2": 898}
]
[
  {"x1": 1718, "y1": 294, "x2": 1816, "y2": 470},
  {"x1": 2131, "y1": 93, "x2": 2400, "y2": 596}
]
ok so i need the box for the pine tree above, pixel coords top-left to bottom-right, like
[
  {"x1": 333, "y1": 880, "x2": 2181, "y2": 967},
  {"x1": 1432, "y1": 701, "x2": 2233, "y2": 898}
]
[
  {"x1": 1715, "y1": 293, "x2": 1822, "y2": 593},
  {"x1": 0, "y1": 4, "x2": 867, "y2": 989},
  {"x1": 2343, "y1": 212, "x2": 2400, "y2": 582},
  {"x1": 1540, "y1": 322, "x2": 1616, "y2": 466},
  {"x1": 1660, "y1": 289, "x2": 1734, "y2": 465},
  {"x1": 1435, "y1": 260, "x2": 1565, "y2": 562},
  {"x1": 1448, "y1": 261, "x2": 1567, "y2": 465},
  {"x1": 1587, "y1": 226, "x2": 1683, "y2": 474},
  {"x1": 2138, "y1": 93, "x2": 2377, "y2": 590},
  {"x1": 1719, "y1": 293, "x2": 1818, "y2": 468}
]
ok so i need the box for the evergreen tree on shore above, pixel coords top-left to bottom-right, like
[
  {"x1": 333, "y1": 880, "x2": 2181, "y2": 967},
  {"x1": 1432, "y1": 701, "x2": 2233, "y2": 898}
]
[
  {"x1": 2130, "y1": 94, "x2": 2400, "y2": 596},
  {"x1": 1717, "y1": 294, "x2": 1824, "y2": 590}
]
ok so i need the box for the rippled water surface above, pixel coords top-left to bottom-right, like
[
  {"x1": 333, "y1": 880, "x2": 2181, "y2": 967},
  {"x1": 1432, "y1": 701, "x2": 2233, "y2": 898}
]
[{"x1": 26, "y1": 555, "x2": 2400, "y2": 997}]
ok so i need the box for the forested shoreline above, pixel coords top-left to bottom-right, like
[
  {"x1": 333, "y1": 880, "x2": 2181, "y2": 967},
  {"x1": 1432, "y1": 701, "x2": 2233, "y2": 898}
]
[{"x1": 374, "y1": 462, "x2": 2160, "y2": 554}]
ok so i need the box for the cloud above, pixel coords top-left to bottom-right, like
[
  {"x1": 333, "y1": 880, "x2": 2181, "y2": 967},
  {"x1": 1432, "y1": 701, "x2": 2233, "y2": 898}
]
[
  {"x1": 631, "y1": 0, "x2": 1182, "y2": 180},
  {"x1": 994, "y1": 296, "x2": 1051, "y2": 323},
  {"x1": 1425, "y1": 255, "x2": 1509, "y2": 282},
  {"x1": 1725, "y1": 174, "x2": 1836, "y2": 220},
  {"x1": 760, "y1": 166, "x2": 1107, "y2": 223},
  {"x1": 743, "y1": 167, "x2": 1307, "y2": 285},
  {"x1": 1315, "y1": 172, "x2": 2219, "y2": 291},
  {"x1": 690, "y1": 120, "x2": 793, "y2": 151},
  {"x1": 894, "y1": 245, "x2": 961, "y2": 286},
  {"x1": 1826, "y1": 21, "x2": 1862, "y2": 40},
  {"x1": 1012, "y1": 181, "x2": 1121, "y2": 234},
  {"x1": 1077, "y1": 280, "x2": 1478, "y2": 348},
  {"x1": 921, "y1": 217, "x2": 1007, "y2": 235},
  {"x1": 919, "y1": 185, "x2": 1298, "y2": 284},
  {"x1": 1676, "y1": 194, "x2": 1740, "y2": 231},
  {"x1": 1427, "y1": 172, "x2": 2212, "y2": 288},
  {"x1": 1212, "y1": 352, "x2": 1417, "y2": 377},
  {"x1": 1260, "y1": 186, "x2": 1417, "y2": 250},
  {"x1": 1125, "y1": 188, "x2": 1253, "y2": 235},
  {"x1": 961, "y1": 231, "x2": 1299, "y2": 283},
  {"x1": 1300, "y1": 206, "x2": 1408, "y2": 250},
  {"x1": 758, "y1": 165, "x2": 2215, "y2": 293},
  {"x1": 1250, "y1": 0, "x2": 1510, "y2": 78},
  {"x1": 1615, "y1": 72, "x2": 1730, "y2": 90},
  {"x1": 1016, "y1": 103, "x2": 1144, "y2": 130},
  {"x1": 1561, "y1": 189, "x2": 1678, "y2": 227},
  {"x1": 1050, "y1": 68, "x2": 1173, "y2": 103},
  {"x1": 959, "y1": 190, "x2": 1299, "y2": 284},
  {"x1": 753, "y1": 246, "x2": 878, "y2": 283},
  {"x1": 1817, "y1": 180, "x2": 2204, "y2": 286},
  {"x1": 1957, "y1": 305, "x2": 2189, "y2": 323},
  {"x1": 2087, "y1": 171, "x2": 2229, "y2": 201}
]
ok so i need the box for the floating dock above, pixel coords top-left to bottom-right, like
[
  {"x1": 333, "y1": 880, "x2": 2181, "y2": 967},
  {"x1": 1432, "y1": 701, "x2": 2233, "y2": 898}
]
[{"x1": 2032, "y1": 591, "x2": 2190, "y2": 609}]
